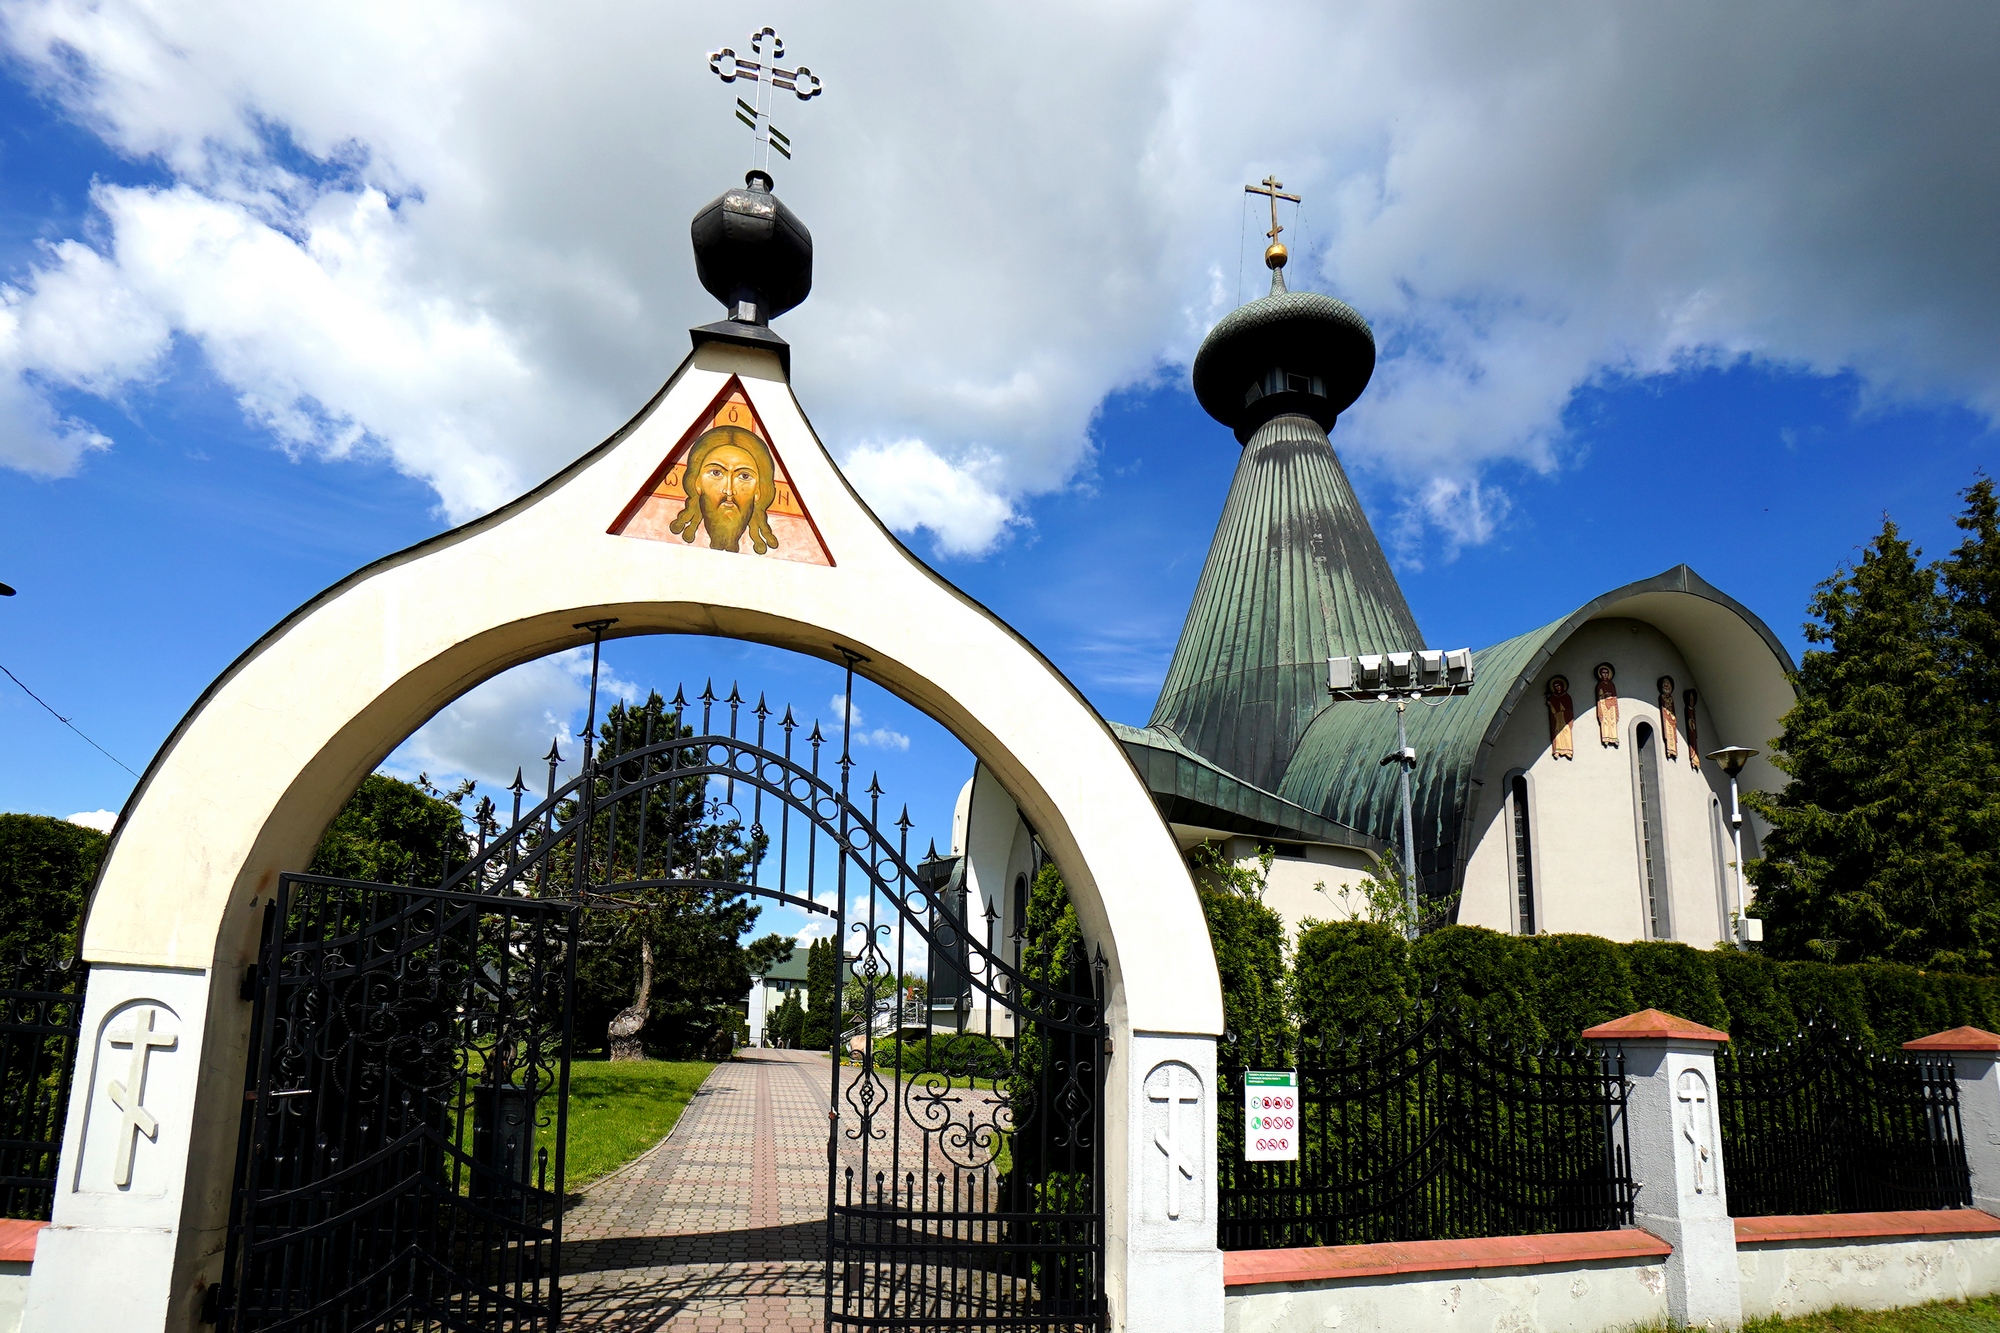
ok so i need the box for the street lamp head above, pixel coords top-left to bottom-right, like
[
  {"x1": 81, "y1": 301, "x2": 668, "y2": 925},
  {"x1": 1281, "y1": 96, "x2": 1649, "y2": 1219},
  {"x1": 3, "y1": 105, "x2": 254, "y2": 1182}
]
[
  {"x1": 1706, "y1": 745, "x2": 1759, "y2": 777},
  {"x1": 0, "y1": 583, "x2": 14, "y2": 596}
]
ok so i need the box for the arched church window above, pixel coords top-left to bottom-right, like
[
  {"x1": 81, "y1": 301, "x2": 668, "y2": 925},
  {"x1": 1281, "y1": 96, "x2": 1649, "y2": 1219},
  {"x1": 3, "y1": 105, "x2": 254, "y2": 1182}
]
[
  {"x1": 1509, "y1": 773, "x2": 1536, "y2": 935},
  {"x1": 1635, "y1": 722, "x2": 1672, "y2": 939}
]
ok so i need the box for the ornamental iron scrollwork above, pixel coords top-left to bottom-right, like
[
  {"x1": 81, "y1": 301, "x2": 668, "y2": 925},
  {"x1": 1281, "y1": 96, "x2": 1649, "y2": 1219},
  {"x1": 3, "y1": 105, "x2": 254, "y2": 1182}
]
[{"x1": 217, "y1": 651, "x2": 1107, "y2": 1332}]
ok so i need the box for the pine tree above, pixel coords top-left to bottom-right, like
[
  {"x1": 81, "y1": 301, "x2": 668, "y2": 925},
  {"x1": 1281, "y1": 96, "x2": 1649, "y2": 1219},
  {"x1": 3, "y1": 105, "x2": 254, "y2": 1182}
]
[
  {"x1": 570, "y1": 692, "x2": 788, "y2": 1058},
  {"x1": 765, "y1": 990, "x2": 805, "y2": 1047},
  {"x1": 1941, "y1": 477, "x2": 2000, "y2": 716},
  {"x1": 1747, "y1": 516, "x2": 2000, "y2": 968}
]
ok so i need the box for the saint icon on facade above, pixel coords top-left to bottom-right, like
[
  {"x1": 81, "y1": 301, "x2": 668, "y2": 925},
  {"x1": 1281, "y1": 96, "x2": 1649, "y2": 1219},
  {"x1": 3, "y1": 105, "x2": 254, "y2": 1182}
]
[
  {"x1": 1594, "y1": 663, "x2": 1619, "y2": 747},
  {"x1": 669, "y1": 424, "x2": 781, "y2": 554},
  {"x1": 1685, "y1": 687, "x2": 1700, "y2": 768},
  {"x1": 1657, "y1": 675, "x2": 1679, "y2": 761},
  {"x1": 1545, "y1": 676, "x2": 1575, "y2": 759}
]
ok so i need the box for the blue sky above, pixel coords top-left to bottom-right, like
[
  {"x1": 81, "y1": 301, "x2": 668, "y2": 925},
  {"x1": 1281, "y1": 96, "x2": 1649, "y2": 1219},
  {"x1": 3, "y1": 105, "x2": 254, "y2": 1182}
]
[{"x1": 3, "y1": 5, "x2": 1998, "y2": 959}]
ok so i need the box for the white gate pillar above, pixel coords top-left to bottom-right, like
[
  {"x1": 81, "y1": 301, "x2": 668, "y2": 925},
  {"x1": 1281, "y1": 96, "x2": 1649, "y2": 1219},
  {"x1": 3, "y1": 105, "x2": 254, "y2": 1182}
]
[
  {"x1": 1116, "y1": 1032, "x2": 1223, "y2": 1333},
  {"x1": 1904, "y1": 1026, "x2": 2000, "y2": 1215},
  {"x1": 1584, "y1": 1008, "x2": 1742, "y2": 1329},
  {"x1": 24, "y1": 966, "x2": 219, "y2": 1330}
]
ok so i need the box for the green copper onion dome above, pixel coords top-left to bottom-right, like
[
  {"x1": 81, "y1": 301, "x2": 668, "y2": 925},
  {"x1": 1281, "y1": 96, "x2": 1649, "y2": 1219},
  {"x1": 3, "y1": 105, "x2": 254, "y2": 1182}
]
[
  {"x1": 1190, "y1": 262, "x2": 1376, "y2": 444},
  {"x1": 1149, "y1": 253, "x2": 1417, "y2": 794}
]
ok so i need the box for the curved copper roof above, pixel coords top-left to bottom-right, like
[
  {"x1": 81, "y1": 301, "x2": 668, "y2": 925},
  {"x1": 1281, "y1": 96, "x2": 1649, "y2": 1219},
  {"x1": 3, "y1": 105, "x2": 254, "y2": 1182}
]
[{"x1": 1276, "y1": 564, "x2": 1797, "y2": 912}]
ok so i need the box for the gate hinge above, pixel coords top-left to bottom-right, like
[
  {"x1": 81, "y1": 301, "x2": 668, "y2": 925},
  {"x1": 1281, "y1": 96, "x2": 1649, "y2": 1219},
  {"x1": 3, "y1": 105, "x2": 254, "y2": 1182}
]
[
  {"x1": 238, "y1": 963, "x2": 258, "y2": 1002},
  {"x1": 1104, "y1": 1036, "x2": 1114, "y2": 1057}
]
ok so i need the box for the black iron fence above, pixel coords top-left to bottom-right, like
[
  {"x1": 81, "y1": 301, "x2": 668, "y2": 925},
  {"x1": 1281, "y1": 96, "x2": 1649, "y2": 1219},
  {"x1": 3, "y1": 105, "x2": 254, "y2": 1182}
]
[
  {"x1": 0, "y1": 955, "x2": 87, "y2": 1222},
  {"x1": 1217, "y1": 1009, "x2": 1635, "y2": 1250},
  {"x1": 1715, "y1": 1021, "x2": 1971, "y2": 1217}
]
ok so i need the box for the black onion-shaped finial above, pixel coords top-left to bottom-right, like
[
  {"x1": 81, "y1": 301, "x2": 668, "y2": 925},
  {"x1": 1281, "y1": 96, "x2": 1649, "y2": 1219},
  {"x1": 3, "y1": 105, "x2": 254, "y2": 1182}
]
[{"x1": 690, "y1": 169, "x2": 813, "y2": 326}]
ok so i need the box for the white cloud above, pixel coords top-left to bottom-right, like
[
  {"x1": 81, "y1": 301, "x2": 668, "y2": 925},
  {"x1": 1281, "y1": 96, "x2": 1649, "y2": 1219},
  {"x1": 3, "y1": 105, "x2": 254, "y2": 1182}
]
[
  {"x1": 0, "y1": 376, "x2": 109, "y2": 476},
  {"x1": 65, "y1": 809, "x2": 116, "y2": 833},
  {"x1": 1390, "y1": 477, "x2": 1514, "y2": 571},
  {"x1": 383, "y1": 647, "x2": 641, "y2": 794},
  {"x1": 839, "y1": 439, "x2": 1019, "y2": 558},
  {"x1": 791, "y1": 915, "x2": 836, "y2": 944},
  {"x1": 828, "y1": 694, "x2": 910, "y2": 752},
  {"x1": 1, "y1": 2, "x2": 1998, "y2": 555}
]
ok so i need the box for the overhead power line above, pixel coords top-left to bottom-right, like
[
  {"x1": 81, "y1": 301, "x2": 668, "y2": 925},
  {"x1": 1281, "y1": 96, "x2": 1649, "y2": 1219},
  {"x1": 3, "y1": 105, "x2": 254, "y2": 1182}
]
[{"x1": 0, "y1": 661, "x2": 140, "y2": 778}]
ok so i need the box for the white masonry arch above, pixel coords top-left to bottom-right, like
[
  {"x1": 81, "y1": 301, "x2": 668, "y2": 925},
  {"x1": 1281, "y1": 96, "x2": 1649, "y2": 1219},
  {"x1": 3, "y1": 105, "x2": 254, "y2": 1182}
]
[{"x1": 26, "y1": 339, "x2": 1225, "y2": 1333}]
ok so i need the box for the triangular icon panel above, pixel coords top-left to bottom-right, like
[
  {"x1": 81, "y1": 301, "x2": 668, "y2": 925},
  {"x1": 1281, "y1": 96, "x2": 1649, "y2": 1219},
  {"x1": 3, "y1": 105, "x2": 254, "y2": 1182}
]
[{"x1": 609, "y1": 376, "x2": 834, "y2": 567}]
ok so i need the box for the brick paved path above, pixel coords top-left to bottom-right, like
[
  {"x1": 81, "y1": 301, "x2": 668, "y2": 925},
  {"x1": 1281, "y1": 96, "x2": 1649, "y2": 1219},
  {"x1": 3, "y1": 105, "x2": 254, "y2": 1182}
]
[{"x1": 562, "y1": 1049, "x2": 832, "y2": 1331}]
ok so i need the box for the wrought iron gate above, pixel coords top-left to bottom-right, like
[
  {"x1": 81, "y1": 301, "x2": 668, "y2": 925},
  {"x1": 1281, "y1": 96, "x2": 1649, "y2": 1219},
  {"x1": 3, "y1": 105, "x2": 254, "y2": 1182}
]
[
  {"x1": 218, "y1": 635, "x2": 1107, "y2": 1331},
  {"x1": 219, "y1": 879, "x2": 577, "y2": 1331}
]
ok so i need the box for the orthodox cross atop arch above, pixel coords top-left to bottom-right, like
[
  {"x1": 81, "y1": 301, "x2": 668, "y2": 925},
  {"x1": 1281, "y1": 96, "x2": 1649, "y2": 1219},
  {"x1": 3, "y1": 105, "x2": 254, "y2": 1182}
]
[{"x1": 709, "y1": 27, "x2": 825, "y2": 169}]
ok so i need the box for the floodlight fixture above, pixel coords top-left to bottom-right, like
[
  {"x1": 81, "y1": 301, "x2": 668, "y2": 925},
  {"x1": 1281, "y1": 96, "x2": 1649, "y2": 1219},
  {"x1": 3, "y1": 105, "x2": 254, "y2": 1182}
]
[
  {"x1": 1325, "y1": 646, "x2": 1476, "y2": 939},
  {"x1": 1327, "y1": 646, "x2": 1473, "y2": 701}
]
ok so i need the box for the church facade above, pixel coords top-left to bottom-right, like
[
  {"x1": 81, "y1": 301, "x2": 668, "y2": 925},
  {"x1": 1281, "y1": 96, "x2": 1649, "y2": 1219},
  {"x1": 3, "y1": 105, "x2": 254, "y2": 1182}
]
[{"x1": 948, "y1": 231, "x2": 1795, "y2": 954}]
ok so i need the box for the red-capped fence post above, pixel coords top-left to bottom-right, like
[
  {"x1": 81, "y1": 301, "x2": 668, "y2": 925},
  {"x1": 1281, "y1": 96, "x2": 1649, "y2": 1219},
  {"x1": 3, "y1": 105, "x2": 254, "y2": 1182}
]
[
  {"x1": 1904, "y1": 1027, "x2": 2000, "y2": 1217},
  {"x1": 1583, "y1": 1009, "x2": 1743, "y2": 1329}
]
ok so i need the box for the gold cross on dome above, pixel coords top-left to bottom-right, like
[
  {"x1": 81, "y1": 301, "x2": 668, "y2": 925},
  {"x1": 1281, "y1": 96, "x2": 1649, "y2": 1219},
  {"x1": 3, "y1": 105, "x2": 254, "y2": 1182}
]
[{"x1": 1245, "y1": 175, "x2": 1300, "y2": 243}]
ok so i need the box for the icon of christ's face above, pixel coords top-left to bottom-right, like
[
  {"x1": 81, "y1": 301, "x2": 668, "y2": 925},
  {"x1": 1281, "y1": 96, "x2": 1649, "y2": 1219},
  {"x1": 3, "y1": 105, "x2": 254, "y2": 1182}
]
[{"x1": 695, "y1": 442, "x2": 761, "y2": 551}]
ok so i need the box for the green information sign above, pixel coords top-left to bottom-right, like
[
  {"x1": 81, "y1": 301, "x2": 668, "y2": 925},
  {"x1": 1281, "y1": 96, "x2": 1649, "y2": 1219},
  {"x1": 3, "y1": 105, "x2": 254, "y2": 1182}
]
[{"x1": 1244, "y1": 1070, "x2": 1298, "y2": 1162}]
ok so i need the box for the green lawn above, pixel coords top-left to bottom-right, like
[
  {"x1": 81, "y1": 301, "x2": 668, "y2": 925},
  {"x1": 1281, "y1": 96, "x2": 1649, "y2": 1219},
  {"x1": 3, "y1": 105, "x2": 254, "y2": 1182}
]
[
  {"x1": 561, "y1": 1058, "x2": 715, "y2": 1189},
  {"x1": 1736, "y1": 1296, "x2": 2000, "y2": 1331}
]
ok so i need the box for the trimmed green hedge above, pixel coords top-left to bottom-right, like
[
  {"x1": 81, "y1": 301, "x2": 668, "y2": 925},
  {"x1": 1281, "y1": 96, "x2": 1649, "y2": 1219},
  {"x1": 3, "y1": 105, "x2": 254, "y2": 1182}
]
[
  {"x1": 1293, "y1": 921, "x2": 1416, "y2": 1045},
  {"x1": 1290, "y1": 924, "x2": 2000, "y2": 1052},
  {"x1": 880, "y1": 1031, "x2": 1009, "y2": 1078},
  {"x1": 0, "y1": 813, "x2": 102, "y2": 966}
]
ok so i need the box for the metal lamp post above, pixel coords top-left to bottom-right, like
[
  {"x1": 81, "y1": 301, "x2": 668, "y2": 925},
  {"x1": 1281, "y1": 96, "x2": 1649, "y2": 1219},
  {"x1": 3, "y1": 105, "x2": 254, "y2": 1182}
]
[
  {"x1": 1706, "y1": 745, "x2": 1761, "y2": 948},
  {"x1": 1328, "y1": 649, "x2": 1476, "y2": 938}
]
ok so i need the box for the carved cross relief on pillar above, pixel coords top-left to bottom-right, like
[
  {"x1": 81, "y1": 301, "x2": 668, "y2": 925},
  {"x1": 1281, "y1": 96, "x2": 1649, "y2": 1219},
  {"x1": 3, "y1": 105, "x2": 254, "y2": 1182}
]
[
  {"x1": 1676, "y1": 1068, "x2": 1715, "y2": 1195},
  {"x1": 105, "y1": 1007, "x2": 177, "y2": 1188},
  {"x1": 1146, "y1": 1061, "x2": 1201, "y2": 1220}
]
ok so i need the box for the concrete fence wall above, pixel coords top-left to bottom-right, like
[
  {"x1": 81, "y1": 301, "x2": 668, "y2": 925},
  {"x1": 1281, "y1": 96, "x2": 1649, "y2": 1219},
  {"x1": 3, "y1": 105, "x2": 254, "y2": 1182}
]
[
  {"x1": 1223, "y1": 1016, "x2": 2000, "y2": 1332},
  {"x1": 1223, "y1": 1215, "x2": 2000, "y2": 1333},
  {"x1": 1224, "y1": 1233, "x2": 1671, "y2": 1333}
]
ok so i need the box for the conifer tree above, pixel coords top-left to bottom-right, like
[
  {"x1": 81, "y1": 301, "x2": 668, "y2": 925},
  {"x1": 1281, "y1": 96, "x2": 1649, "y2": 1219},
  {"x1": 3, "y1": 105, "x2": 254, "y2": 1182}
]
[
  {"x1": 1941, "y1": 477, "x2": 2000, "y2": 717},
  {"x1": 801, "y1": 936, "x2": 838, "y2": 1049},
  {"x1": 1747, "y1": 516, "x2": 2000, "y2": 968},
  {"x1": 564, "y1": 692, "x2": 789, "y2": 1058}
]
